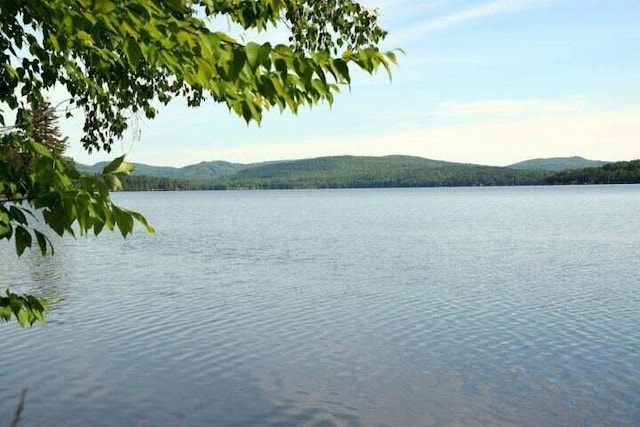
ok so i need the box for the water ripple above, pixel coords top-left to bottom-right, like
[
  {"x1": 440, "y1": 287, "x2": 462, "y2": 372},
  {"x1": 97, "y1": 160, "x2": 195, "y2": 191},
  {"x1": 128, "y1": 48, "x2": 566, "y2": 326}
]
[{"x1": 1, "y1": 187, "x2": 639, "y2": 426}]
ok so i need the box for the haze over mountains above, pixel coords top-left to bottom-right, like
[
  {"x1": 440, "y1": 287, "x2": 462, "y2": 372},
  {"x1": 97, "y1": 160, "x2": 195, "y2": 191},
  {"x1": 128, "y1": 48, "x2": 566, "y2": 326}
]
[
  {"x1": 77, "y1": 155, "x2": 606, "y2": 179},
  {"x1": 74, "y1": 155, "x2": 621, "y2": 190},
  {"x1": 507, "y1": 156, "x2": 607, "y2": 171}
]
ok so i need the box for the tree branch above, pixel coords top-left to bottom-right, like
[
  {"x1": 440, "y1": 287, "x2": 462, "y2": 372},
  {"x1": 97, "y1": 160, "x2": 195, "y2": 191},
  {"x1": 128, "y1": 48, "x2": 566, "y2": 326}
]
[{"x1": 9, "y1": 389, "x2": 27, "y2": 427}]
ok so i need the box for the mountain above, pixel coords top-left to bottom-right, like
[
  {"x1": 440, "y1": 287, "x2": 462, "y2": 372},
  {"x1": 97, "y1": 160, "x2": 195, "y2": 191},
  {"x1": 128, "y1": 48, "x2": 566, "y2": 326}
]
[
  {"x1": 114, "y1": 155, "x2": 550, "y2": 189},
  {"x1": 231, "y1": 155, "x2": 501, "y2": 182},
  {"x1": 75, "y1": 160, "x2": 246, "y2": 178},
  {"x1": 76, "y1": 155, "x2": 621, "y2": 191},
  {"x1": 507, "y1": 156, "x2": 607, "y2": 171},
  {"x1": 172, "y1": 161, "x2": 245, "y2": 178}
]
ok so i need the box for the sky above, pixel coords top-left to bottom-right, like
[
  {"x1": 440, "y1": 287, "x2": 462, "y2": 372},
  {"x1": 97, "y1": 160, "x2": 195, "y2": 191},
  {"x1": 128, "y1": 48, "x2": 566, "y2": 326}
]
[{"x1": 62, "y1": 0, "x2": 640, "y2": 167}]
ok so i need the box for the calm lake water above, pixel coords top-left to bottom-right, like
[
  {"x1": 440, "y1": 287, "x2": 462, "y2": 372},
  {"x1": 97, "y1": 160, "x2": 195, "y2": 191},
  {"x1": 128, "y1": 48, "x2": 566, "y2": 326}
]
[{"x1": 1, "y1": 186, "x2": 639, "y2": 426}]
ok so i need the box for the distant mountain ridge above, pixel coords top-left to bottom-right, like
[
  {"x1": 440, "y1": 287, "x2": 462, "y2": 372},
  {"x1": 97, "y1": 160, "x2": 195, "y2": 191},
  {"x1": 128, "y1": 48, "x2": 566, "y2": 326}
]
[
  {"x1": 78, "y1": 155, "x2": 608, "y2": 178},
  {"x1": 75, "y1": 155, "x2": 616, "y2": 190},
  {"x1": 76, "y1": 160, "x2": 245, "y2": 178},
  {"x1": 507, "y1": 156, "x2": 607, "y2": 171}
]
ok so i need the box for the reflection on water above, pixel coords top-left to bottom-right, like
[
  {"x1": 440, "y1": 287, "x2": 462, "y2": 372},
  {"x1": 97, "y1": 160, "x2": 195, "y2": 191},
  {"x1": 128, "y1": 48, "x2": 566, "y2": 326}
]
[
  {"x1": 1, "y1": 234, "x2": 70, "y2": 311},
  {"x1": 1, "y1": 187, "x2": 639, "y2": 427}
]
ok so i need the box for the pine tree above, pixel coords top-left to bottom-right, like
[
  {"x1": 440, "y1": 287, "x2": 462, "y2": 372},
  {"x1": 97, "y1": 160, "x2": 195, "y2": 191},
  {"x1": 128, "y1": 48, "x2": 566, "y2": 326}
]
[{"x1": 19, "y1": 102, "x2": 68, "y2": 158}]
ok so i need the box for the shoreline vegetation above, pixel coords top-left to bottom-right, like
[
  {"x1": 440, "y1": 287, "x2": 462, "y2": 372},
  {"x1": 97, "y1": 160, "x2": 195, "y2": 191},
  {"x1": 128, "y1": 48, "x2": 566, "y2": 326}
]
[{"x1": 76, "y1": 155, "x2": 640, "y2": 191}]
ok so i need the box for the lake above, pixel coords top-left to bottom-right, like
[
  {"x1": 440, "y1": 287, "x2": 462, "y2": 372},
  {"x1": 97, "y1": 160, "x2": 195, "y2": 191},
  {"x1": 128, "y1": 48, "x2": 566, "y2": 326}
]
[{"x1": 1, "y1": 186, "x2": 639, "y2": 426}]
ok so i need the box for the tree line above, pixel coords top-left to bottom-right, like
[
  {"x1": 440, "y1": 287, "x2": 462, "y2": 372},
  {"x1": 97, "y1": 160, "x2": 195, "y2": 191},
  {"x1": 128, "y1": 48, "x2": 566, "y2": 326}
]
[
  {"x1": 118, "y1": 159, "x2": 640, "y2": 191},
  {"x1": 547, "y1": 160, "x2": 640, "y2": 185}
]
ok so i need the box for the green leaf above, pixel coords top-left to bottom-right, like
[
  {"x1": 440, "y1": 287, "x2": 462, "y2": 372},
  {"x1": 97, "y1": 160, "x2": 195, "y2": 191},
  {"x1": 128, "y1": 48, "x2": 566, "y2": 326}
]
[
  {"x1": 93, "y1": 0, "x2": 116, "y2": 14},
  {"x1": 197, "y1": 59, "x2": 214, "y2": 84},
  {"x1": 130, "y1": 211, "x2": 155, "y2": 234},
  {"x1": 42, "y1": 209, "x2": 66, "y2": 237},
  {"x1": 165, "y1": 0, "x2": 186, "y2": 11},
  {"x1": 15, "y1": 226, "x2": 32, "y2": 256},
  {"x1": 9, "y1": 206, "x2": 27, "y2": 224},
  {"x1": 113, "y1": 207, "x2": 134, "y2": 238},
  {"x1": 332, "y1": 58, "x2": 350, "y2": 83},
  {"x1": 0, "y1": 305, "x2": 11, "y2": 322},
  {"x1": 0, "y1": 210, "x2": 12, "y2": 239},
  {"x1": 102, "y1": 156, "x2": 126, "y2": 174},
  {"x1": 2, "y1": 63, "x2": 19, "y2": 80},
  {"x1": 29, "y1": 141, "x2": 53, "y2": 157},
  {"x1": 104, "y1": 173, "x2": 122, "y2": 191},
  {"x1": 116, "y1": 161, "x2": 136, "y2": 175},
  {"x1": 125, "y1": 40, "x2": 143, "y2": 66},
  {"x1": 227, "y1": 48, "x2": 246, "y2": 81},
  {"x1": 274, "y1": 58, "x2": 288, "y2": 77},
  {"x1": 49, "y1": 34, "x2": 61, "y2": 51},
  {"x1": 17, "y1": 308, "x2": 29, "y2": 327},
  {"x1": 245, "y1": 42, "x2": 261, "y2": 70},
  {"x1": 259, "y1": 43, "x2": 272, "y2": 69},
  {"x1": 34, "y1": 230, "x2": 49, "y2": 256}
]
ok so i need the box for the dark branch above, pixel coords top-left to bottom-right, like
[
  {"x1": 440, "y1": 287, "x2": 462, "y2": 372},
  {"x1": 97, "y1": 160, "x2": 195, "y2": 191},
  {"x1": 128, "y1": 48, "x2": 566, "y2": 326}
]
[{"x1": 9, "y1": 389, "x2": 27, "y2": 427}]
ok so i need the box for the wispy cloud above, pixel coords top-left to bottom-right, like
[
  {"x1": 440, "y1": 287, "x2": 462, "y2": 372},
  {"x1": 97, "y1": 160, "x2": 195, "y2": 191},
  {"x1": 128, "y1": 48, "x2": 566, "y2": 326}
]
[
  {"x1": 433, "y1": 96, "x2": 588, "y2": 118},
  {"x1": 393, "y1": 0, "x2": 552, "y2": 42}
]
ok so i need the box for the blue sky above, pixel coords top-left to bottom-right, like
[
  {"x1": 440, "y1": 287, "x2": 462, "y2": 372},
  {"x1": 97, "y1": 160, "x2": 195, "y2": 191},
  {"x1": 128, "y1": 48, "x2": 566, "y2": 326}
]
[{"x1": 65, "y1": 0, "x2": 640, "y2": 167}]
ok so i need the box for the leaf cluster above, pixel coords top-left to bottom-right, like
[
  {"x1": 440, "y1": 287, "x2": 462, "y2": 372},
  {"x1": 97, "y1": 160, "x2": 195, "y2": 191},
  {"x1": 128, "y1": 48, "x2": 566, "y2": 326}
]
[
  {"x1": 16, "y1": 101, "x2": 69, "y2": 158},
  {"x1": 0, "y1": 0, "x2": 396, "y2": 325},
  {"x1": 1, "y1": 135, "x2": 154, "y2": 325},
  {"x1": 0, "y1": 290, "x2": 49, "y2": 326},
  {"x1": 1, "y1": 0, "x2": 397, "y2": 152},
  {"x1": 1, "y1": 137, "x2": 154, "y2": 256}
]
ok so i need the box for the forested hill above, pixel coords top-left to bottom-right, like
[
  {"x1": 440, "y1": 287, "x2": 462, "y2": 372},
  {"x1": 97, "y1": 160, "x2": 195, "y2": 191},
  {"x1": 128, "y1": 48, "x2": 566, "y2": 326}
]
[
  {"x1": 219, "y1": 155, "x2": 547, "y2": 188},
  {"x1": 547, "y1": 160, "x2": 640, "y2": 184},
  {"x1": 78, "y1": 154, "x2": 633, "y2": 191},
  {"x1": 76, "y1": 160, "x2": 245, "y2": 178},
  {"x1": 108, "y1": 155, "x2": 554, "y2": 190},
  {"x1": 507, "y1": 156, "x2": 607, "y2": 171}
]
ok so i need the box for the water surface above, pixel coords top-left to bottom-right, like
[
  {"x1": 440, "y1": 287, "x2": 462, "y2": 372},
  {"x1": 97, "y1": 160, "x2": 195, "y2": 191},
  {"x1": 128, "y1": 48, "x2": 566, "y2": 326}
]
[{"x1": 1, "y1": 186, "x2": 639, "y2": 426}]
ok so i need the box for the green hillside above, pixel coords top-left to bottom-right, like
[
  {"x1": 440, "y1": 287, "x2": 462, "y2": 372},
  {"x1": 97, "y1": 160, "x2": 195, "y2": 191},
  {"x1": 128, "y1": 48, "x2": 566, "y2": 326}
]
[
  {"x1": 174, "y1": 161, "x2": 245, "y2": 178},
  {"x1": 75, "y1": 160, "x2": 245, "y2": 178},
  {"x1": 508, "y1": 156, "x2": 607, "y2": 171},
  {"x1": 548, "y1": 160, "x2": 640, "y2": 184},
  {"x1": 76, "y1": 161, "x2": 181, "y2": 177},
  {"x1": 182, "y1": 155, "x2": 549, "y2": 189},
  {"x1": 220, "y1": 156, "x2": 543, "y2": 188},
  {"x1": 77, "y1": 155, "x2": 635, "y2": 191}
]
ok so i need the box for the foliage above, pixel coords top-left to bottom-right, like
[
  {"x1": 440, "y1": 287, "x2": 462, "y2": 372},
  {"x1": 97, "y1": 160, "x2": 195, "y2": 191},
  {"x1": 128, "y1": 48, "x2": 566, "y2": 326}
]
[
  {"x1": 1, "y1": 0, "x2": 396, "y2": 152},
  {"x1": 547, "y1": 160, "x2": 640, "y2": 184},
  {"x1": 1, "y1": 0, "x2": 396, "y2": 325},
  {"x1": 1, "y1": 136, "x2": 154, "y2": 325},
  {"x1": 0, "y1": 290, "x2": 49, "y2": 327},
  {"x1": 0, "y1": 138, "x2": 154, "y2": 254},
  {"x1": 16, "y1": 102, "x2": 69, "y2": 158}
]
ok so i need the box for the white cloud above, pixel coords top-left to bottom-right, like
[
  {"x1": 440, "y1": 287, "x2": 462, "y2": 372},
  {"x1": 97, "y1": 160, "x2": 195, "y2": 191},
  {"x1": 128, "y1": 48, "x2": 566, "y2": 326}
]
[{"x1": 392, "y1": 0, "x2": 552, "y2": 42}]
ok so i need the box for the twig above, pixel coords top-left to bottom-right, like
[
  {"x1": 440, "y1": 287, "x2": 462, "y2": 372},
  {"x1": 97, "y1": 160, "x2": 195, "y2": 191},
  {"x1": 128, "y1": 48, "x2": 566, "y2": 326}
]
[{"x1": 9, "y1": 389, "x2": 27, "y2": 427}]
